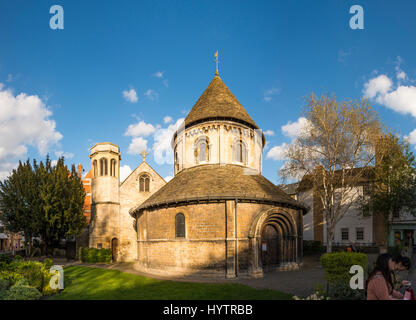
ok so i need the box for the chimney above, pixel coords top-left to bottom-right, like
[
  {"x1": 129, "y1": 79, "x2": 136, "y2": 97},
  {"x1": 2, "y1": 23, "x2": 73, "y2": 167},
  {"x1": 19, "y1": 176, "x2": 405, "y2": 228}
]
[{"x1": 78, "y1": 164, "x2": 83, "y2": 179}]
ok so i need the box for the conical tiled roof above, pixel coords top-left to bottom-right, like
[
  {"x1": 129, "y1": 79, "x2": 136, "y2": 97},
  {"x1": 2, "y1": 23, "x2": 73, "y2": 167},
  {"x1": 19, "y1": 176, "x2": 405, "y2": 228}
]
[
  {"x1": 129, "y1": 164, "x2": 307, "y2": 216},
  {"x1": 184, "y1": 75, "x2": 259, "y2": 129}
]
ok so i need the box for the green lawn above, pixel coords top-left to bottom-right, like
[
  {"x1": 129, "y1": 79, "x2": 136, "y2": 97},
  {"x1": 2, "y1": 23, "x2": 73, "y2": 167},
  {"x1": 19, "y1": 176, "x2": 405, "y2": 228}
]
[{"x1": 49, "y1": 266, "x2": 292, "y2": 300}]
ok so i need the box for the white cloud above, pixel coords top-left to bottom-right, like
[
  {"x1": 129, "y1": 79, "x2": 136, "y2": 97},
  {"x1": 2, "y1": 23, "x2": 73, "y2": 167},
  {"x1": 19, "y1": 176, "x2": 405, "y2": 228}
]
[
  {"x1": 127, "y1": 137, "x2": 148, "y2": 155},
  {"x1": 404, "y1": 129, "x2": 416, "y2": 145},
  {"x1": 152, "y1": 71, "x2": 164, "y2": 78},
  {"x1": 0, "y1": 84, "x2": 62, "y2": 179},
  {"x1": 125, "y1": 121, "x2": 156, "y2": 137},
  {"x1": 281, "y1": 117, "x2": 308, "y2": 139},
  {"x1": 143, "y1": 89, "x2": 158, "y2": 101},
  {"x1": 263, "y1": 130, "x2": 275, "y2": 136},
  {"x1": 120, "y1": 165, "x2": 132, "y2": 182},
  {"x1": 153, "y1": 118, "x2": 184, "y2": 165},
  {"x1": 363, "y1": 75, "x2": 393, "y2": 99},
  {"x1": 266, "y1": 143, "x2": 288, "y2": 161},
  {"x1": 54, "y1": 151, "x2": 74, "y2": 159},
  {"x1": 164, "y1": 116, "x2": 173, "y2": 124},
  {"x1": 364, "y1": 74, "x2": 416, "y2": 118},
  {"x1": 163, "y1": 79, "x2": 169, "y2": 88},
  {"x1": 164, "y1": 175, "x2": 173, "y2": 182},
  {"x1": 263, "y1": 87, "x2": 280, "y2": 102},
  {"x1": 122, "y1": 88, "x2": 138, "y2": 103}
]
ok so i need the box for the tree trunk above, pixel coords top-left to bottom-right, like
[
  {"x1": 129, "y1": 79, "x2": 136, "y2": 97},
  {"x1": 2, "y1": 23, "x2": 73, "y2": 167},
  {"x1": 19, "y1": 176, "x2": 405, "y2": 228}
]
[{"x1": 326, "y1": 226, "x2": 333, "y2": 253}]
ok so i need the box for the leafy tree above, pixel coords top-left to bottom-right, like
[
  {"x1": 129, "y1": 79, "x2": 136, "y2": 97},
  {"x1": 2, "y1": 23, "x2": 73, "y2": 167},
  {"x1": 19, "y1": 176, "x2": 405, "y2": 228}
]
[
  {"x1": 280, "y1": 93, "x2": 383, "y2": 252},
  {"x1": 0, "y1": 156, "x2": 86, "y2": 256},
  {"x1": 360, "y1": 133, "x2": 416, "y2": 246}
]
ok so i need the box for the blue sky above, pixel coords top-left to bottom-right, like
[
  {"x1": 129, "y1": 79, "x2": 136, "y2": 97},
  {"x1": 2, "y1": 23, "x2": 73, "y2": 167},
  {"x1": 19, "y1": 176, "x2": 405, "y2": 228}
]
[{"x1": 1, "y1": 0, "x2": 416, "y2": 184}]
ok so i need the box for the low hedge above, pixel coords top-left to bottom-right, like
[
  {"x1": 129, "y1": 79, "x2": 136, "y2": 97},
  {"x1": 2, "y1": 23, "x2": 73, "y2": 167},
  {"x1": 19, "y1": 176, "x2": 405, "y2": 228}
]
[
  {"x1": 79, "y1": 247, "x2": 112, "y2": 263},
  {"x1": 303, "y1": 240, "x2": 325, "y2": 255},
  {"x1": 0, "y1": 258, "x2": 60, "y2": 299},
  {"x1": 320, "y1": 252, "x2": 368, "y2": 284}
]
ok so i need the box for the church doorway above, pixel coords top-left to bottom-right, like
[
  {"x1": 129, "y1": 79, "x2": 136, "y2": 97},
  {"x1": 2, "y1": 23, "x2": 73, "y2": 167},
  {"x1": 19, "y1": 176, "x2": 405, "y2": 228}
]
[
  {"x1": 111, "y1": 238, "x2": 118, "y2": 262},
  {"x1": 261, "y1": 224, "x2": 280, "y2": 270}
]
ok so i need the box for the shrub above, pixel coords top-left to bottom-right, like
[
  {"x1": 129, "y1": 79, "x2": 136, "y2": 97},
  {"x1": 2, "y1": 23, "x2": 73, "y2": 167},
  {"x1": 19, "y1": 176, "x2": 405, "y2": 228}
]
[
  {"x1": 329, "y1": 281, "x2": 366, "y2": 300},
  {"x1": 0, "y1": 271, "x2": 25, "y2": 284},
  {"x1": 0, "y1": 253, "x2": 12, "y2": 264},
  {"x1": 303, "y1": 240, "x2": 324, "y2": 255},
  {"x1": 13, "y1": 255, "x2": 24, "y2": 262},
  {"x1": 79, "y1": 247, "x2": 112, "y2": 263},
  {"x1": 320, "y1": 252, "x2": 368, "y2": 284},
  {"x1": 0, "y1": 278, "x2": 10, "y2": 291},
  {"x1": 3, "y1": 282, "x2": 42, "y2": 300},
  {"x1": 43, "y1": 258, "x2": 53, "y2": 270}
]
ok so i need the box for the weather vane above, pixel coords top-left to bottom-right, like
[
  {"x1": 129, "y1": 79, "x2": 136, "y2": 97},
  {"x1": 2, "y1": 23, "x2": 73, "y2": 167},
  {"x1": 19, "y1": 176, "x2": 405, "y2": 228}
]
[
  {"x1": 214, "y1": 50, "x2": 219, "y2": 76},
  {"x1": 140, "y1": 149, "x2": 149, "y2": 162}
]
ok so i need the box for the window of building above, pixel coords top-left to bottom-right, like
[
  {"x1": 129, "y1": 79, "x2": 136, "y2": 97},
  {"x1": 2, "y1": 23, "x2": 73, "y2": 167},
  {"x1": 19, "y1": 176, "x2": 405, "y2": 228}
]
[
  {"x1": 139, "y1": 174, "x2": 150, "y2": 192},
  {"x1": 93, "y1": 160, "x2": 97, "y2": 177},
  {"x1": 341, "y1": 228, "x2": 349, "y2": 241},
  {"x1": 175, "y1": 213, "x2": 185, "y2": 238},
  {"x1": 233, "y1": 140, "x2": 247, "y2": 164},
  {"x1": 194, "y1": 137, "x2": 209, "y2": 164},
  {"x1": 356, "y1": 228, "x2": 364, "y2": 241},
  {"x1": 99, "y1": 158, "x2": 108, "y2": 176},
  {"x1": 97, "y1": 243, "x2": 102, "y2": 249},
  {"x1": 110, "y1": 159, "x2": 116, "y2": 177}
]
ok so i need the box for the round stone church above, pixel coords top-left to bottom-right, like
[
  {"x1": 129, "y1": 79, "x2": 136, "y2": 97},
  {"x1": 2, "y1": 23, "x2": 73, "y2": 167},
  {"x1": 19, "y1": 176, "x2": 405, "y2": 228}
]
[{"x1": 129, "y1": 73, "x2": 307, "y2": 278}]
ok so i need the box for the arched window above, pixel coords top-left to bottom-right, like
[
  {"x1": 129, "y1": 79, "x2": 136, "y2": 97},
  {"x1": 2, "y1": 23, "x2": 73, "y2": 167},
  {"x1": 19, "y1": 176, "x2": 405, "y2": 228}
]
[
  {"x1": 175, "y1": 213, "x2": 185, "y2": 238},
  {"x1": 110, "y1": 159, "x2": 116, "y2": 177},
  {"x1": 93, "y1": 160, "x2": 97, "y2": 177},
  {"x1": 139, "y1": 174, "x2": 150, "y2": 192},
  {"x1": 175, "y1": 151, "x2": 179, "y2": 172},
  {"x1": 99, "y1": 158, "x2": 108, "y2": 176},
  {"x1": 194, "y1": 137, "x2": 209, "y2": 164},
  {"x1": 233, "y1": 140, "x2": 247, "y2": 164}
]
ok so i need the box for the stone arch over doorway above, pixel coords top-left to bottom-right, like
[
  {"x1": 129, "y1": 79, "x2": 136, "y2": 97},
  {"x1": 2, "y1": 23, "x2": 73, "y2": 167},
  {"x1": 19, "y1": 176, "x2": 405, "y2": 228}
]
[{"x1": 248, "y1": 207, "x2": 300, "y2": 276}]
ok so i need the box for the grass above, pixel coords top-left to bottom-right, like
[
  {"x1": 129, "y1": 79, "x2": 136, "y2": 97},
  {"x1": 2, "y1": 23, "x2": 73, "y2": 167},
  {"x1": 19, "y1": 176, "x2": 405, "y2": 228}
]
[{"x1": 49, "y1": 266, "x2": 292, "y2": 300}]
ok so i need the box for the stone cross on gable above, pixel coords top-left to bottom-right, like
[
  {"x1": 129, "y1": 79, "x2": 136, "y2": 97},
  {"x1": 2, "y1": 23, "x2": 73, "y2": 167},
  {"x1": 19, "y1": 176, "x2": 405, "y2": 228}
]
[{"x1": 140, "y1": 149, "x2": 149, "y2": 162}]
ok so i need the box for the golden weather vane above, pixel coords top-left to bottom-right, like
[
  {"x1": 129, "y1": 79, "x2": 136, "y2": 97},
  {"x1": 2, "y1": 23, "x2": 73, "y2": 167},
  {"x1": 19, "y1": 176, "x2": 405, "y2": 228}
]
[{"x1": 214, "y1": 50, "x2": 219, "y2": 76}]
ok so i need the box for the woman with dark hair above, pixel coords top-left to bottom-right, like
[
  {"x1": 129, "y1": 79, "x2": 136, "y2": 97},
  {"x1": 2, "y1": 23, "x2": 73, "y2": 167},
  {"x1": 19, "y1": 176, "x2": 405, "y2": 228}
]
[
  {"x1": 367, "y1": 253, "x2": 404, "y2": 300},
  {"x1": 392, "y1": 255, "x2": 412, "y2": 291}
]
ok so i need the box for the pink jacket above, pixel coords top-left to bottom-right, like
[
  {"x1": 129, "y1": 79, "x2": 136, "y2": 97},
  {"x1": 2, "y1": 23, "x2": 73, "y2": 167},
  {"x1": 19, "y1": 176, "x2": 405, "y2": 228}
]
[{"x1": 367, "y1": 272, "x2": 404, "y2": 300}]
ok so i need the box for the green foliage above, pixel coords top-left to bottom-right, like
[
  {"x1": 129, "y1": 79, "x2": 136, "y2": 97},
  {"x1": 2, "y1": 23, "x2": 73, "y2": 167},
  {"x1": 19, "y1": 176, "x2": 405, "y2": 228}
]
[
  {"x1": 3, "y1": 282, "x2": 42, "y2": 300},
  {"x1": 13, "y1": 255, "x2": 23, "y2": 262},
  {"x1": 0, "y1": 253, "x2": 12, "y2": 264},
  {"x1": 303, "y1": 240, "x2": 324, "y2": 255},
  {"x1": 0, "y1": 278, "x2": 10, "y2": 291},
  {"x1": 329, "y1": 281, "x2": 366, "y2": 300},
  {"x1": 79, "y1": 247, "x2": 112, "y2": 263},
  {"x1": 43, "y1": 258, "x2": 53, "y2": 270},
  {"x1": 320, "y1": 252, "x2": 368, "y2": 283},
  {"x1": 360, "y1": 134, "x2": 416, "y2": 244},
  {"x1": 0, "y1": 156, "x2": 87, "y2": 255}
]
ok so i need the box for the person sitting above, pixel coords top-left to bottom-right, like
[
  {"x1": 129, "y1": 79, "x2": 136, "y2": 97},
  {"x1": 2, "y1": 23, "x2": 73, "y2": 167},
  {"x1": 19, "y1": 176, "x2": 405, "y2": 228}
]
[
  {"x1": 392, "y1": 255, "x2": 411, "y2": 291},
  {"x1": 367, "y1": 253, "x2": 404, "y2": 300}
]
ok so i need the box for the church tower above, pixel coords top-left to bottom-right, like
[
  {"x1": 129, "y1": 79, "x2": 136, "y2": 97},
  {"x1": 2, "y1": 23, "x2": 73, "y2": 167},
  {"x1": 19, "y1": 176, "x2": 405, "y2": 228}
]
[{"x1": 89, "y1": 142, "x2": 121, "y2": 260}]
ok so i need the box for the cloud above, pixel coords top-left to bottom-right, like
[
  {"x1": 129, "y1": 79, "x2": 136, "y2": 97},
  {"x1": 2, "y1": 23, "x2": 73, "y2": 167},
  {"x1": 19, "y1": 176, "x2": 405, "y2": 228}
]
[
  {"x1": 153, "y1": 118, "x2": 184, "y2": 165},
  {"x1": 338, "y1": 48, "x2": 351, "y2": 63},
  {"x1": 263, "y1": 130, "x2": 275, "y2": 136},
  {"x1": 163, "y1": 80, "x2": 169, "y2": 88},
  {"x1": 152, "y1": 71, "x2": 164, "y2": 78},
  {"x1": 266, "y1": 143, "x2": 288, "y2": 161},
  {"x1": 120, "y1": 165, "x2": 132, "y2": 182},
  {"x1": 164, "y1": 175, "x2": 173, "y2": 182},
  {"x1": 364, "y1": 75, "x2": 416, "y2": 118},
  {"x1": 127, "y1": 137, "x2": 148, "y2": 155},
  {"x1": 143, "y1": 89, "x2": 158, "y2": 101},
  {"x1": 281, "y1": 117, "x2": 308, "y2": 139},
  {"x1": 164, "y1": 116, "x2": 173, "y2": 124},
  {"x1": 263, "y1": 87, "x2": 280, "y2": 102},
  {"x1": 404, "y1": 129, "x2": 416, "y2": 145},
  {"x1": 122, "y1": 88, "x2": 138, "y2": 103},
  {"x1": 0, "y1": 84, "x2": 62, "y2": 179},
  {"x1": 125, "y1": 120, "x2": 156, "y2": 137},
  {"x1": 54, "y1": 151, "x2": 74, "y2": 159}
]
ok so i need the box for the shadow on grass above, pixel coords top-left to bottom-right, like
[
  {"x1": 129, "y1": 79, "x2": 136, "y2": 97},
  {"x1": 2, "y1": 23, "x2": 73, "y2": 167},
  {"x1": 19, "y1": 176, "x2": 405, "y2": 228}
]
[{"x1": 49, "y1": 266, "x2": 293, "y2": 300}]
